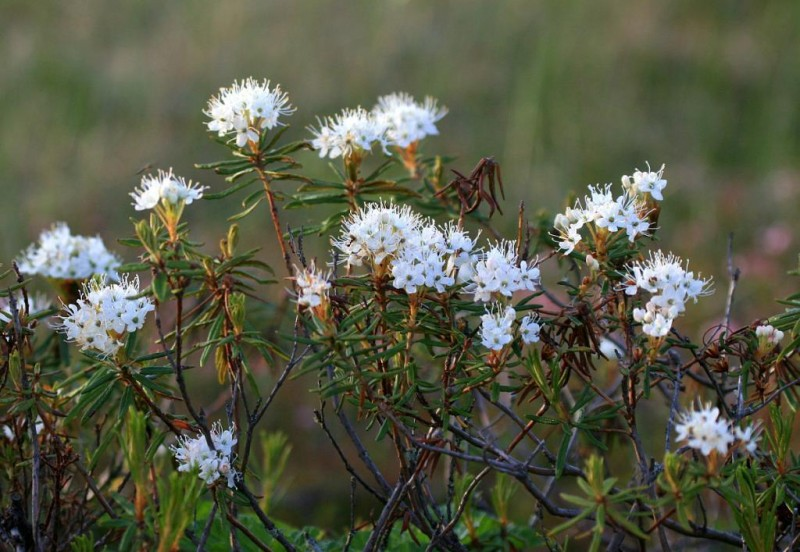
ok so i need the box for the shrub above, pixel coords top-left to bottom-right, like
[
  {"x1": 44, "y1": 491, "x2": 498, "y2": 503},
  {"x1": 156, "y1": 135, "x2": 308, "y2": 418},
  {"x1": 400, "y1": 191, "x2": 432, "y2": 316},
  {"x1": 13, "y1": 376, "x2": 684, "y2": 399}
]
[{"x1": 0, "y1": 78, "x2": 798, "y2": 551}]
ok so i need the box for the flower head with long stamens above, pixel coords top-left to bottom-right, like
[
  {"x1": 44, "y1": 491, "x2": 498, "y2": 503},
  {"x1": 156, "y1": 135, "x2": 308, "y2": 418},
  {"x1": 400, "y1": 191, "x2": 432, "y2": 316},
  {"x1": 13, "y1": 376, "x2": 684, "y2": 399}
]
[
  {"x1": 58, "y1": 275, "x2": 154, "y2": 357},
  {"x1": 205, "y1": 78, "x2": 294, "y2": 148},
  {"x1": 17, "y1": 223, "x2": 120, "y2": 281}
]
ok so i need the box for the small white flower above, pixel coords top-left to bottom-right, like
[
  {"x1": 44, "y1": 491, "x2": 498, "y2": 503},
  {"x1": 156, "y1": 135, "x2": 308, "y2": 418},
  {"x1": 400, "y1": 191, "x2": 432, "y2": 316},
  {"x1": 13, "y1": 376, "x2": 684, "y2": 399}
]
[
  {"x1": 131, "y1": 168, "x2": 207, "y2": 211},
  {"x1": 733, "y1": 424, "x2": 761, "y2": 455},
  {"x1": 205, "y1": 78, "x2": 294, "y2": 147},
  {"x1": 622, "y1": 163, "x2": 668, "y2": 201},
  {"x1": 519, "y1": 314, "x2": 541, "y2": 344},
  {"x1": 17, "y1": 223, "x2": 120, "y2": 280},
  {"x1": 372, "y1": 92, "x2": 447, "y2": 148},
  {"x1": 294, "y1": 262, "x2": 332, "y2": 309}
]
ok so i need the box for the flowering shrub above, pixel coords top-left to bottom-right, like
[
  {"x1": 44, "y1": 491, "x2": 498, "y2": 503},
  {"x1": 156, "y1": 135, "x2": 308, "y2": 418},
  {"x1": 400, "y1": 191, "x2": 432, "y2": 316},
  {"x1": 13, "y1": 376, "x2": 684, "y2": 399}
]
[{"x1": 0, "y1": 77, "x2": 798, "y2": 552}]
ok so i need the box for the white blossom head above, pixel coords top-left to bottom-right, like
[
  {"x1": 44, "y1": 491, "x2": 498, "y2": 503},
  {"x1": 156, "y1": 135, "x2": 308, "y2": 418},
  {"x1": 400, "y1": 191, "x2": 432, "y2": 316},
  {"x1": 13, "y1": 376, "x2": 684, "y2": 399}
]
[
  {"x1": 131, "y1": 168, "x2": 207, "y2": 211},
  {"x1": 58, "y1": 275, "x2": 154, "y2": 357},
  {"x1": 294, "y1": 262, "x2": 332, "y2": 310},
  {"x1": 552, "y1": 182, "x2": 651, "y2": 255},
  {"x1": 480, "y1": 304, "x2": 516, "y2": 351},
  {"x1": 205, "y1": 78, "x2": 295, "y2": 148},
  {"x1": 624, "y1": 251, "x2": 713, "y2": 338},
  {"x1": 372, "y1": 92, "x2": 447, "y2": 148},
  {"x1": 466, "y1": 241, "x2": 540, "y2": 303},
  {"x1": 622, "y1": 162, "x2": 668, "y2": 201},
  {"x1": 675, "y1": 402, "x2": 760, "y2": 457},
  {"x1": 675, "y1": 402, "x2": 734, "y2": 456},
  {"x1": 17, "y1": 223, "x2": 121, "y2": 281},
  {"x1": 333, "y1": 202, "x2": 423, "y2": 268},
  {"x1": 309, "y1": 107, "x2": 388, "y2": 159},
  {"x1": 171, "y1": 423, "x2": 238, "y2": 488}
]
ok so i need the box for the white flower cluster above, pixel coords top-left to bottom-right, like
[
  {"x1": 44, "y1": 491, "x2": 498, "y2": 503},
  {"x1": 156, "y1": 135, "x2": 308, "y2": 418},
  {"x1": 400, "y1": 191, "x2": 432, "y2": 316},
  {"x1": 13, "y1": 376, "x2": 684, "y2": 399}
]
[
  {"x1": 553, "y1": 183, "x2": 651, "y2": 255},
  {"x1": 295, "y1": 262, "x2": 332, "y2": 308},
  {"x1": 675, "y1": 402, "x2": 759, "y2": 456},
  {"x1": 623, "y1": 251, "x2": 713, "y2": 338},
  {"x1": 171, "y1": 424, "x2": 238, "y2": 488},
  {"x1": 310, "y1": 107, "x2": 389, "y2": 160},
  {"x1": 205, "y1": 78, "x2": 295, "y2": 147},
  {"x1": 373, "y1": 92, "x2": 447, "y2": 149},
  {"x1": 333, "y1": 203, "x2": 423, "y2": 268},
  {"x1": 333, "y1": 203, "x2": 540, "y2": 301},
  {"x1": 479, "y1": 306, "x2": 541, "y2": 351},
  {"x1": 0, "y1": 293, "x2": 53, "y2": 323},
  {"x1": 59, "y1": 276, "x2": 154, "y2": 357},
  {"x1": 460, "y1": 241, "x2": 540, "y2": 303},
  {"x1": 333, "y1": 203, "x2": 475, "y2": 294},
  {"x1": 480, "y1": 305, "x2": 516, "y2": 351},
  {"x1": 622, "y1": 163, "x2": 668, "y2": 201},
  {"x1": 131, "y1": 168, "x2": 207, "y2": 211},
  {"x1": 17, "y1": 223, "x2": 121, "y2": 280},
  {"x1": 390, "y1": 223, "x2": 477, "y2": 294},
  {"x1": 755, "y1": 324, "x2": 784, "y2": 346},
  {"x1": 310, "y1": 92, "x2": 446, "y2": 159}
]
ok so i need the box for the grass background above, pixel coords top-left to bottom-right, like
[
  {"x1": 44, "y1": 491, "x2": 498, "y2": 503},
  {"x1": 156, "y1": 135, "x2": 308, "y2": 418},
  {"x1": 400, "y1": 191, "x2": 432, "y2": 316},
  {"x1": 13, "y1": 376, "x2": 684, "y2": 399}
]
[{"x1": 2, "y1": 0, "x2": 799, "y2": 532}]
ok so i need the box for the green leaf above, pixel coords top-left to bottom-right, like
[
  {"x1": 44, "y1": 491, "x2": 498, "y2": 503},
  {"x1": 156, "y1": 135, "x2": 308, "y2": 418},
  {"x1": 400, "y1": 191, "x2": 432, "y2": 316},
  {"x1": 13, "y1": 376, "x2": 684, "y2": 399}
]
[{"x1": 151, "y1": 271, "x2": 170, "y2": 303}]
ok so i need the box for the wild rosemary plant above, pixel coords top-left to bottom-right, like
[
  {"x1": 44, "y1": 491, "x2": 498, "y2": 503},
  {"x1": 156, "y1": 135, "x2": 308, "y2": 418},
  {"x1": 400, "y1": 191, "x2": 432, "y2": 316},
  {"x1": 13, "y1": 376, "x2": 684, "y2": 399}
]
[{"x1": 0, "y1": 78, "x2": 798, "y2": 551}]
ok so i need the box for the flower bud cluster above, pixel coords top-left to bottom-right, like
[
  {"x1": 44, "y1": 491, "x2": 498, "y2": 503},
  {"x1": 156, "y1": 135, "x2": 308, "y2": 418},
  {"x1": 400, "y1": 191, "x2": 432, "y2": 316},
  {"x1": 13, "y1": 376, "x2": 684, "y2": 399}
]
[
  {"x1": 171, "y1": 424, "x2": 238, "y2": 488},
  {"x1": 205, "y1": 78, "x2": 295, "y2": 148},
  {"x1": 479, "y1": 306, "x2": 541, "y2": 351},
  {"x1": 295, "y1": 262, "x2": 332, "y2": 309},
  {"x1": 675, "y1": 402, "x2": 759, "y2": 456},
  {"x1": 59, "y1": 276, "x2": 154, "y2": 357},
  {"x1": 310, "y1": 92, "x2": 446, "y2": 159},
  {"x1": 755, "y1": 324, "x2": 784, "y2": 346},
  {"x1": 623, "y1": 251, "x2": 713, "y2": 338},
  {"x1": 553, "y1": 183, "x2": 651, "y2": 255},
  {"x1": 17, "y1": 223, "x2": 120, "y2": 280},
  {"x1": 130, "y1": 168, "x2": 207, "y2": 211}
]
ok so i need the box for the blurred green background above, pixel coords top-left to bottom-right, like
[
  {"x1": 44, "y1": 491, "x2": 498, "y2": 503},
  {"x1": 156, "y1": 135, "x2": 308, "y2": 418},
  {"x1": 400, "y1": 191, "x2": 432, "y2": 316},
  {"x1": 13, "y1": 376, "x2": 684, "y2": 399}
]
[{"x1": 2, "y1": 0, "x2": 799, "y2": 531}]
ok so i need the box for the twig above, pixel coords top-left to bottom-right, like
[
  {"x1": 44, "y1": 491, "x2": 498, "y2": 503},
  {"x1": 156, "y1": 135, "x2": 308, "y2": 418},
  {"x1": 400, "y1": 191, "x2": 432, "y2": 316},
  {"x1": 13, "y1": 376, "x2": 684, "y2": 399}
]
[
  {"x1": 236, "y1": 480, "x2": 296, "y2": 551},
  {"x1": 425, "y1": 467, "x2": 491, "y2": 551},
  {"x1": 226, "y1": 510, "x2": 272, "y2": 551},
  {"x1": 7, "y1": 285, "x2": 42, "y2": 552},
  {"x1": 664, "y1": 351, "x2": 683, "y2": 454},
  {"x1": 196, "y1": 501, "x2": 218, "y2": 552}
]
